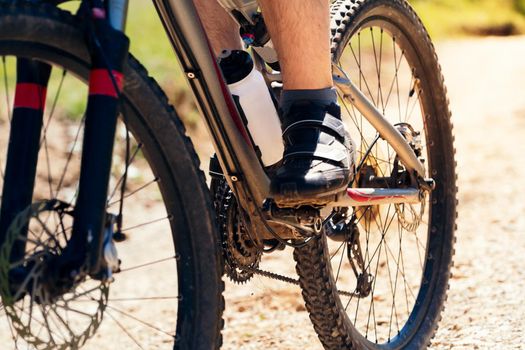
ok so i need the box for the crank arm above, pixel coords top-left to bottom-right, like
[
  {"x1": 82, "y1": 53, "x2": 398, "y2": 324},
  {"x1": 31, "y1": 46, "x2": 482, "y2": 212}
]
[{"x1": 332, "y1": 63, "x2": 426, "y2": 178}]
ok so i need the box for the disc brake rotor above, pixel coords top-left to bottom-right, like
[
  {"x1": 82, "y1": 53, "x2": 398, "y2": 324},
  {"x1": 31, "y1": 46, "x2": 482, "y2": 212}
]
[{"x1": 0, "y1": 200, "x2": 108, "y2": 350}]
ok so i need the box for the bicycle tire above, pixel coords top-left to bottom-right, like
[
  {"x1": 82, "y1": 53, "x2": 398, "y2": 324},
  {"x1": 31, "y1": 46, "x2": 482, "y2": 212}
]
[
  {"x1": 294, "y1": 0, "x2": 457, "y2": 349},
  {"x1": 0, "y1": 2, "x2": 224, "y2": 349}
]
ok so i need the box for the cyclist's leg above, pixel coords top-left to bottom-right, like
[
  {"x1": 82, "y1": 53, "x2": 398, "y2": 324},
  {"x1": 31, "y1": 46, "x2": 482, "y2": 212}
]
[
  {"x1": 259, "y1": 0, "x2": 354, "y2": 205},
  {"x1": 194, "y1": 0, "x2": 243, "y2": 55},
  {"x1": 258, "y1": 0, "x2": 332, "y2": 91}
]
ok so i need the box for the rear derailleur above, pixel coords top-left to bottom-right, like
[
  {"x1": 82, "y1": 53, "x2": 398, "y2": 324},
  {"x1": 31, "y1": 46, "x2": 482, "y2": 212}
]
[{"x1": 325, "y1": 209, "x2": 373, "y2": 298}]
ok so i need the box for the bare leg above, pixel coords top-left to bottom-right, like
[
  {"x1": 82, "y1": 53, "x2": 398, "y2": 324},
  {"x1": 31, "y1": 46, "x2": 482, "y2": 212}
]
[
  {"x1": 194, "y1": 0, "x2": 243, "y2": 55},
  {"x1": 258, "y1": 0, "x2": 333, "y2": 90}
]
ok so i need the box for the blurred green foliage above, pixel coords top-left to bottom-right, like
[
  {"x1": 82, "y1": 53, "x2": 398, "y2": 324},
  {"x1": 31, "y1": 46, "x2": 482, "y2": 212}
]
[
  {"x1": 57, "y1": 0, "x2": 200, "y2": 127},
  {"x1": 515, "y1": 0, "x2": 525, "y2": 15},
  {"x1": 52, "y1": 0, "x2": 525, "y2": 125},
  {"x1": 410, "y1": 0, "x2": 525, "y2": 37},
  {"x1": 126, "y1": 1, "x2": 201, "y2": 128}
]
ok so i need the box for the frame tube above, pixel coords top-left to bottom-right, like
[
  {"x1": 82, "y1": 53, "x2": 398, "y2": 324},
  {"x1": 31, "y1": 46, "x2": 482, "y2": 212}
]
[{"x1": 153, "y1": 0, "x2": 270, "y2": 205}]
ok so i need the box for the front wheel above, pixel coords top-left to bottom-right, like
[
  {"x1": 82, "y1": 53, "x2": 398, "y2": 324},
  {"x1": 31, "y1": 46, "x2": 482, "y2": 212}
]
[
  {"x1": 0, "y1": 2, "x2": 223, "y2": 349},
  {"x1": 295, "y1": 0, "x2": 457, "y2": 349}
]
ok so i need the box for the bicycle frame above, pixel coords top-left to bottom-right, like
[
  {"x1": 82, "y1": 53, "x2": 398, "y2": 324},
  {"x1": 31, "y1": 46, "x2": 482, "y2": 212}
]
[
  {"x1": 152, "y1": 0, "x2": 428, "y2": 209},
  {"x1": 0, "y1": 0, "x2": 429, "y2": 268}
]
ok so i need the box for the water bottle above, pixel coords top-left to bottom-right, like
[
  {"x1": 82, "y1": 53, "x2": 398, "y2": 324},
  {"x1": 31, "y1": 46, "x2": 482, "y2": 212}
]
[{"x1": 219, "y1": 50, "x2": 284, "y2": 166}]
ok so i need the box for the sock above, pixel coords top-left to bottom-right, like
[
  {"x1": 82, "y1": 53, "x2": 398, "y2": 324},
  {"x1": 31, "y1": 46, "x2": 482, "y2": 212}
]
[{"x1": 280, "y1": 87, "x2": 338, "y2": 115}]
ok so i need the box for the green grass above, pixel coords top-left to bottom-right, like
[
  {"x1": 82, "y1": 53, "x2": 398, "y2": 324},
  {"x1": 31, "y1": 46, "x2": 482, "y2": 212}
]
[
  {"x1": 57, "y1": 0, "x2": 199, "y2": 127},
  {"x1": 410, "y1": 0, "x2": 525, "y2": 38}
]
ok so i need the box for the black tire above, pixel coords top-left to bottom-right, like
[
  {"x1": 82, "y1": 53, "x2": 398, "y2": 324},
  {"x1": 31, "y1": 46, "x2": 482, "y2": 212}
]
[
  {"x1": 294, "y1": 0, "x2": 457, "y2": 349},
  {"x1": 0, "y1": 2, "x2": 223, "y2": 349}
]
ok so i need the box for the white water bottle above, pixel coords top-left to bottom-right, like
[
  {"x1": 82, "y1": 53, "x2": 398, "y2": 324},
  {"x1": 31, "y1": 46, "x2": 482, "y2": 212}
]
[{"x1": 219, "y1": 50, "x2": 284, "y2": 166}]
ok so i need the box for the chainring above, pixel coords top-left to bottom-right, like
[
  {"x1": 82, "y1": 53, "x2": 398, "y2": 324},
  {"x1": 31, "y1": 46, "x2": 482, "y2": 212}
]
[
  {"x1": 212, "y1": 179, "x2": 261, "y2": 283},
  {"x1": 0, "y1": 200, "x2": 108, "y2": 350}
]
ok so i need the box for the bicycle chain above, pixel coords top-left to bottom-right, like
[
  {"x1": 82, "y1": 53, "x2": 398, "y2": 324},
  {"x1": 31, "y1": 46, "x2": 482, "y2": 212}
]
[
  {"x1": 212, "y1": 180, "x2": 357, "y2": 296},
  {"x1": 240, "y1": 265, "x2": 357, "y2": 298}
]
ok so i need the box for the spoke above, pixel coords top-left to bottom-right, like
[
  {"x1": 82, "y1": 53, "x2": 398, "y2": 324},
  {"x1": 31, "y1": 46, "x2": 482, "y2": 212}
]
[
  {"x1": 43, "y1": 132, "x2": 55, "y2": 198},
  {"x1": 107, "y1": 143, "x2": 143, "y2": 202},
  {"x1": 61, "y1": 285, "x2": 103, "y2": 304},
  {"x1": 405, "y1": 87, "x2": 421, "y2": 123},
  {"x1": 121, "y1": 216, "x2": 170, "y2": 233},
  {"x1": 362, "y1": 205, "x2": 398, "y2": 273},
  {"x1": 105, "y1": 310, "x2": 145, "y2": 350},
  {"x1": 76, "y1": 296, "x2": 180, "y2": 302},
  {"x1": 108, "y1": 177, "x2": 158, "y2": 207},
  {"x1": 404, "y1": 74, "x2": 416, "y2": 122},
  {"x1": 383, "y1": 226, "x2": 398, "y2": 341},
  {"x1": 399, "y1": 231, "x2": 412, "y2": 318},
  {"x1": 118, "y1": 256, "x2": 176, "y2": 273},
  {"x1": 383, "y1": 38, "x2": 406, "y2": 115},
  {"x1": 382, "y1": 233, "x2": 417, "y2": 301},
  {"x1": 371, "y1": 27, "x2": 386, "y2": 112},
  {"x1": 329, "y1": 242, "x2": 345, "y2": 261},
  {"x1": 365, "y1": 232, "x2": 383, "y2": 341},
  {"x1": 334, "y1": 244, "x2": 347, "y2": 284},
  {"x1": 56, "y1": 305, "x2": 95, "y2": 318},
  {"x1": 55, "y1": 114, "x2": 86, "y2": 197},
  {"x1": 349, "y1": 40, "x2": 377, "y2": 106},
  {"x1": 105, "y1": 304, "x2": 174, "y2": 337},
  {"x1": 40, "y1": 69, "x2": 66, "y2": 147},
  {"x1": 389, "y1": 221, "x2": 405, "y2": 338}
]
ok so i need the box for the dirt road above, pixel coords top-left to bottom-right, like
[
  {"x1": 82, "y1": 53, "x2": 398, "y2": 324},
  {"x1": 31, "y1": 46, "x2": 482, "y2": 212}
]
[{"x1": 218, "y1": 36, "x2": 525, "y2": 349}]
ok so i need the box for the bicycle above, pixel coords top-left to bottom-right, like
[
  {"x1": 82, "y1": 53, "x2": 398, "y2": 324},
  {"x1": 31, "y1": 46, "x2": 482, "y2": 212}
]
[{"x1": 0, "y1": 0, "x2": 457, "y2": 349}]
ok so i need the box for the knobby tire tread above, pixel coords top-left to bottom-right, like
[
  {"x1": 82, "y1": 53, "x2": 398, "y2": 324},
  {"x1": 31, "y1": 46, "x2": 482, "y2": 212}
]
[{"x1": 294, "y1": 0, "x2": 458, "y2": 349}]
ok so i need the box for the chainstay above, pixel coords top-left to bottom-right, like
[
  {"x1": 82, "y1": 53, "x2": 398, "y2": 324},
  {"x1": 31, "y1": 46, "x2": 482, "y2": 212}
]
[{"x1": 240, "y1": 266, "x2": 357, "y2": 298}]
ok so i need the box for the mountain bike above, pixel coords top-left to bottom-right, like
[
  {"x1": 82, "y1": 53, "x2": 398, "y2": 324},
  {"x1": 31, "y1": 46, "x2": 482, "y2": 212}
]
[{"x1": 0, "y1": 0, "x2": 457, "y2": 349}]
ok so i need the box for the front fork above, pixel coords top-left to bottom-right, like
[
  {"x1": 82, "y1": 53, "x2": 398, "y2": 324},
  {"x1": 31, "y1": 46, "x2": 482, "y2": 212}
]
[
  {"x1": 0, "y1": 59, "x2": 51, "y2": 261},
  {"x1": 67, "y1": 2, "x2": 129, "y2": 277},
  {"x1": 0, "y1": 2, "x2": 129, "y2": 279}
]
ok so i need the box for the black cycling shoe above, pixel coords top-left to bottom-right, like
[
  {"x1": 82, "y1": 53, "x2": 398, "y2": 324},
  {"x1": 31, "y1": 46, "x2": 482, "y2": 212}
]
[{"x1": 270, "y1": 101, "x2": 355, "y2": 207}]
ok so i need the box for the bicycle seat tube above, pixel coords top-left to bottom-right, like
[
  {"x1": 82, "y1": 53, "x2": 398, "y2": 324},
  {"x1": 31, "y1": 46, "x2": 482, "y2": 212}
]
[{"x1": 153, "y1": 0, "x2": 271, "y2": 208}]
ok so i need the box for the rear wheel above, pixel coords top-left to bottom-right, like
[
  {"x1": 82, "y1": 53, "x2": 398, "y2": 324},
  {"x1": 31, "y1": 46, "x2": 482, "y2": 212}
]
[
  {"x1": 295, "y1": 0, "x2": 457, "y2": 348},
  {"x1": 0, "y1": 3, "x2": 223, "y2": 349}
]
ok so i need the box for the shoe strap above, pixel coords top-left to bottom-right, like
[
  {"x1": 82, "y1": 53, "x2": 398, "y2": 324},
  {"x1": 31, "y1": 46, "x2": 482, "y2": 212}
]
[
  {"x1": 283, "y1": 143, "x2": 348, "y2": 165},
  {"x1": 282, "y1": 113, "x2": 346, "y2": 143}
]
